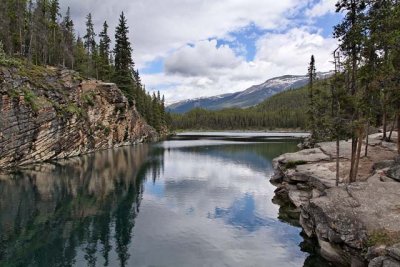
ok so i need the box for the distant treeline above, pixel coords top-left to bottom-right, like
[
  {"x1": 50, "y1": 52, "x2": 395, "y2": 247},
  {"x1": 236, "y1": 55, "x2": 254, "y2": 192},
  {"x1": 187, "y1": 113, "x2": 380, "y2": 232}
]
[
  {"x1": 0, "y1": 0, "x2": 170, "y2": 132},
  {"x1": 171, "y1": 80, "x2": 326, "y2": 130}
]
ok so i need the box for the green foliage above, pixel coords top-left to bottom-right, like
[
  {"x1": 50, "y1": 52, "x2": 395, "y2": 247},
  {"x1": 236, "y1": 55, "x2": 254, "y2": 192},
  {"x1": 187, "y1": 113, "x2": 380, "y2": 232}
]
[
  {"x1": 0, "y1": 41, "x2": 20, "y2": 66},
  {"x1": 82, "y1": 91, "x2": 96, "y2": 106},
  {"x1": 112, "y1": 12, "x2": 135, "y2": 103},
  {"x1": 22, "y1": 88, "x2": 39, "y2": 112}
]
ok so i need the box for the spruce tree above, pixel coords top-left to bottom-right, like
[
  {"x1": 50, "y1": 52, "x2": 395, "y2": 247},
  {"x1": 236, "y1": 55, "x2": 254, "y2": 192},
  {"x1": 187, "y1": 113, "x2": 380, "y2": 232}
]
[
  {"x1": 113, "y1": 12, "x2": 134, "y2": 102},
  {"x1": 49, "y1": 0, "x2": 60, "y2": 65},
  {"x1": 307, "y1": 55, "x2": 317, "y2": 140},
  {"x1": 83, "y1": 13, "x2": 96, "y2": 77},
  {"x1": 334, "y1": 0, "x2": 367, "y2": 183},
  {"x1": 61, "y1": 7, "x2": 75, "y2": 68},
  {"x1": 98, "y1": 21, "x2": 112, "y2": 81}
]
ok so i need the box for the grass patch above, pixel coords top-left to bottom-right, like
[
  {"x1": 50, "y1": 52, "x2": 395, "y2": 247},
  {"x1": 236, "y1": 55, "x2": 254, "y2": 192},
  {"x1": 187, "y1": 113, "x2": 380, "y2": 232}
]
[
  {"x1": 22, "y1": 88, "x2": 39, "y2": 112},
  {"x1": 64, "y1": 103, "x2": 82, "y2": 116},
  {"x1": 82, "y1": 91, "x2": 96, "y2": 106},
  {"x1": 367, "y1": 230, "x2": 400, "y2": 247}
]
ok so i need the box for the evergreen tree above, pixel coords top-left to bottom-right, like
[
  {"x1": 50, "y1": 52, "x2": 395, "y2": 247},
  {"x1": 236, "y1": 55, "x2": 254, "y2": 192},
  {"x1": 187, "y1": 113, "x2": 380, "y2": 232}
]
[
  {"x1": 113, "y1": 12, "x2": 134, "y2": 102},
  {"x1": 307, "y1": 55, "x2": 317, "y2": 140},
  {"x1": 61, "y1": 7, "x2": 75, "y2": 68},
  {"x1": 83, "y1": 13, "x2": 96, "y2": 77},
  {"x1": 49, "y1": 0, "x2": 60, "y2": 65},
  {"x1": 98, "y1": 21, "x2": 112, "y2": 81},
  {"x1": 74, "y1": 36, "x2": 88, "y2": 75},
  {"x1": 334, "y1": 0, "x2": 368, "y2": 183}
]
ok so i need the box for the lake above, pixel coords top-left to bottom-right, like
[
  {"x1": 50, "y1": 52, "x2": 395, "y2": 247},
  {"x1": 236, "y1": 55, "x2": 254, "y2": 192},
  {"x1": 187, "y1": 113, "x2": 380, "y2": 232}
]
[{"x1": 0, "y1": 132, "x2": 329, "y2": 267}]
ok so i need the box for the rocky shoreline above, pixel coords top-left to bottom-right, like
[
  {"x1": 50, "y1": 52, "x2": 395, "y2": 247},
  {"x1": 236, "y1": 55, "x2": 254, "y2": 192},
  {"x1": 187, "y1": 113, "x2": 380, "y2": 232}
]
[
  {"x1": 272, "y1": 133, "x2": 400, "y2": 267},
  {"x1": 0, "y1": 65, "x2": 158, "y2": 169}
]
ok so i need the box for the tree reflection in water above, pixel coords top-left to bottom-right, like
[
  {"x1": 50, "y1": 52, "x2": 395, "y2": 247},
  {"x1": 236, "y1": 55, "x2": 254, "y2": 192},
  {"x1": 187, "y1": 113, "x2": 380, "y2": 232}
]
[{"x1": 0, "y1": 144, "x2": 163, "y2": 267}]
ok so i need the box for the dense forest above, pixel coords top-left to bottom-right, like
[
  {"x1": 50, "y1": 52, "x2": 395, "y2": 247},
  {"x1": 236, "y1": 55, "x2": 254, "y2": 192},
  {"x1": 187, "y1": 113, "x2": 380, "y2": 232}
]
[
  {"x1": 0, "y1": 0, "x2": 170, "y2": 132},
  {"x1": 171, "y1": 81, "x2": 317, "y2": 130}
]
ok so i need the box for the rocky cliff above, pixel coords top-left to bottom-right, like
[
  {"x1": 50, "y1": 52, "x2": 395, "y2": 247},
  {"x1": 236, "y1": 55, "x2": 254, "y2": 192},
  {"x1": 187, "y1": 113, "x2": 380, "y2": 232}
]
[
  {"x1": 272, "y1": 133, "x2": 400, "y2": 267},
  {"x1": 0, "y1": 64, "x2": 157, "y2": 169}
]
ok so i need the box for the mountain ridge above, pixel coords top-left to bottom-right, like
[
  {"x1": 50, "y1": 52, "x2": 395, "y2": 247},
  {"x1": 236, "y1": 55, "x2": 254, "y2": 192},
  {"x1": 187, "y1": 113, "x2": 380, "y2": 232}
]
[{"x1": 168, "y1": 72, "x2": 333, "y2": 113}]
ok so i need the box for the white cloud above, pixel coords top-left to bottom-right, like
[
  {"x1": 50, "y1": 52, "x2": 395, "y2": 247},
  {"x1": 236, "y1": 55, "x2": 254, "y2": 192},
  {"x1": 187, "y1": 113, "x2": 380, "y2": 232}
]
[
  {"x1": 60, "y1": 0, "x2": 339, "y2": 104},
  {"x1": 165, "y1": 40, "x2": 241, "y2": 77},
  {"x1": 144, "y1": 28, "x2": 337, "y2": 103},
  {"x1": 306, "y1": 0, "x2": 338, "y2": 18},
  {"x1": 61, "y1": 0, "x2": 307, "y2": 67},
  {"x1": 255, "y1": 28, "x2": 337, "y2": 74}
]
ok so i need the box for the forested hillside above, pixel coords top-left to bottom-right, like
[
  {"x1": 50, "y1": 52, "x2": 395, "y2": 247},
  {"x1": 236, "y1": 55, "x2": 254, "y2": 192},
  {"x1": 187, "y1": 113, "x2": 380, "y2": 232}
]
[
  {"x1": 0, "y1": 0, "x2": 169, "y2": 132},
  {"x1": 171, "y1": 79, "x2": 329, "y2": 130},
  {"x1": 167, "y1": 74, "x2": 332, "y2": 113}
]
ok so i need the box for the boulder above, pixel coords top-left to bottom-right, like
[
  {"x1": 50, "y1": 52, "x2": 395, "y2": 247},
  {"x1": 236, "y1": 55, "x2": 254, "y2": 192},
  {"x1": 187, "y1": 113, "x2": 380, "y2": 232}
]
[
  {"x1": 373, "y1": 160, "x2": 395, "y2": 171},
  {"x1": 369, "y1": 256, "x2": 400, "y2": 267},
  {"x1": 273, "y1": 148, "x2": 330, "y2": 166},
  {"x1": 387, "y1": 166, "x2": 400, "y2": 182},
  {"x1": 387, "y1": 244, "x2": 400, "y2": 261}
]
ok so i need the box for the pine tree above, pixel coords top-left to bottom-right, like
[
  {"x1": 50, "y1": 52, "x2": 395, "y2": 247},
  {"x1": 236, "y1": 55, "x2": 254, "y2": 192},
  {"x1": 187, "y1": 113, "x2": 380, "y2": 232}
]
[
  {"x1": 98, "y1": 21, "x2": 112, "y2": 81},
  {"x1": 307, "y1": 55, "x2": 317, "y2": 140},
  {"x1": 83, "y1": 13, "x2": 96, "y2": 77},
  {"x1": 74, "y1": 36, "x2": 88, "y2": 75},
  {"x1": 61, "y1": 7, "x2": 75, "y2": 68},
  {"x1": 334, "y1": 0, "x2": 367, "y2": 183},
  {"x1": 113, "y1": 12, "x2": 134, "y2": 102},
  {"x1": 49, "y1": 0, "x2": 61, "y2": 65}
]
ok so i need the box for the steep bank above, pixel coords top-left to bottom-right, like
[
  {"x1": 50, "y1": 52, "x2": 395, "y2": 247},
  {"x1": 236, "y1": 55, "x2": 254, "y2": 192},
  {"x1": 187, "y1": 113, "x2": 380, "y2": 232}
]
[
  {"x1": 0, "y1": 64, "x2": 157, "y2": 169},
  {"x1": 272, "y1": 133, "x2": 400, "y2": 266}
]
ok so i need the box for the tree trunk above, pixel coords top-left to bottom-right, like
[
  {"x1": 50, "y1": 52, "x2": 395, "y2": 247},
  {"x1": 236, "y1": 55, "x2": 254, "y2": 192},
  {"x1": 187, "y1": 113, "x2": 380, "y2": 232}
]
[
  {"x1": 389, "y1": 115, "x2": 396, "y2": 142},
  {"x1": 336, "y1": 136, "x2": 340, "y2": 186},
  {"x1": 353, "y1": 127, "x2": 364, "y2": 181},
  {"x1": 397, "y1": 110, "x2": 400, "y2": 154},
  {"x1": 349, "y1": 136, "x2": 358, "y2": 183},
  {"x1": 365, "y1": 122, "x2": 369, "y2": 157},
  {"x1": 383, "y1": 99, "x2": 387, "y2": 140}
]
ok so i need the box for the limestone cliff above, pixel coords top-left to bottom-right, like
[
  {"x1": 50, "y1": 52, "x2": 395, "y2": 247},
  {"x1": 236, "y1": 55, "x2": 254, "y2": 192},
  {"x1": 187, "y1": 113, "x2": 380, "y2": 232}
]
[{"x1": 0, "y1": 64, "x2": 157, "y2": 169}]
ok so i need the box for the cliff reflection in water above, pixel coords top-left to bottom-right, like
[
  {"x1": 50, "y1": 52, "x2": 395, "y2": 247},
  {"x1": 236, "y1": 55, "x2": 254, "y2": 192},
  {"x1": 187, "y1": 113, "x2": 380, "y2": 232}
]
[{"x1": 0, "y1": 144, "x2": 161, "y2": 267}]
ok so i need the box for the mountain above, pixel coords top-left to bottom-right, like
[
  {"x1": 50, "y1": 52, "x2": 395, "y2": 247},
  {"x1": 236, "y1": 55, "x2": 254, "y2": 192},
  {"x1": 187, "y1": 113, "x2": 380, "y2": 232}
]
[{"x1": 167, "y1": 72, "x2": 333, "y2": 113}]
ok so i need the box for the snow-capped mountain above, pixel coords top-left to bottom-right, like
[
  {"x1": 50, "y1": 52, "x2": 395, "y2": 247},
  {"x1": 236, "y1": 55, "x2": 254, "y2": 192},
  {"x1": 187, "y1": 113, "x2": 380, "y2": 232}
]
[{"x1": 167, "y1": 72, "x2": 333, "y2": 113}]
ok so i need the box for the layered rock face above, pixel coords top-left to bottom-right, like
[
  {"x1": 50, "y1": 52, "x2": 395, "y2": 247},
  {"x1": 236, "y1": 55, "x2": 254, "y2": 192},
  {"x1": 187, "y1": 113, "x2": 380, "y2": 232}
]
[
  {"x1": 272, "y1": 133, "x2": 400, "y2": 267},
  {"x1": 0, "y1": 65, "x2": 156, "y2": 169}
]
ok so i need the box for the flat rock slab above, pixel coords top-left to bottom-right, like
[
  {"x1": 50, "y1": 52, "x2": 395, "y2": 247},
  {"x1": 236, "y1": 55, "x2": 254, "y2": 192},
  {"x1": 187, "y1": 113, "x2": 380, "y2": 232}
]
[
  {"x1": 274, "y1": 148, "x2": 330, "y2": 165},
  {"x1": 310, "y1": 180, "x2": 400, "y2": 238},
  {"x1": 318, "y1": 140, "x2": 353, "y2": 159},
  {"x1": 295, "y1": 162, "x2": 347, "y2": 189}
]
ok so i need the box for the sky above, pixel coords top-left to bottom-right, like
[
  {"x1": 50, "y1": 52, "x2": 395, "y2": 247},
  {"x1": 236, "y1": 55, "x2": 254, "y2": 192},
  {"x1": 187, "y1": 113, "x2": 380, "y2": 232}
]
[{"x1": 61, "y1": 0, "x2": 342, "y2": 104}]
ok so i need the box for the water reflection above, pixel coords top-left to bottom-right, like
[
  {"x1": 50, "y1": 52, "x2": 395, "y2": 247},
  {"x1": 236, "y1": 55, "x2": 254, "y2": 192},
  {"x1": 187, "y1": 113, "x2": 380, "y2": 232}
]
[
  {"x1": 0, "y1": 137, "x2": 326, "y2": 266},
  {"x1": 0, "y1": 145, "x2": 158, "y2": 267}
]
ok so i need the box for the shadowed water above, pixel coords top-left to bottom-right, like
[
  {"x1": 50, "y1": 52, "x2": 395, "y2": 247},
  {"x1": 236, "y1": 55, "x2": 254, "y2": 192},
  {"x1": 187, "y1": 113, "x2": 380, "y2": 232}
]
[{"x1": 0, "y1": 133, "x2": 329, "y2": 267}]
